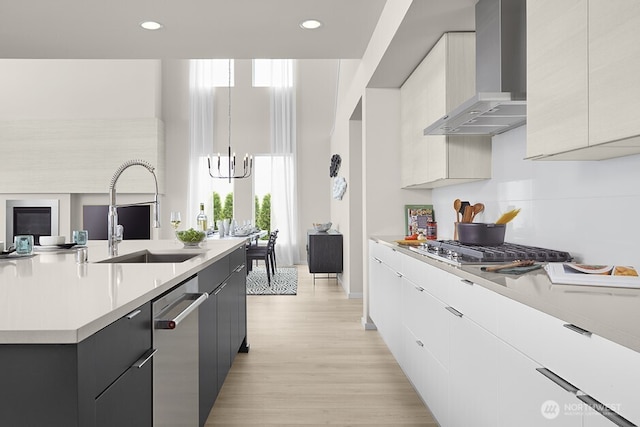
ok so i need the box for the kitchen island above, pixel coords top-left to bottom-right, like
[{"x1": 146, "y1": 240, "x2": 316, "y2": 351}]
[
  {"x1": 0, "y1": 239, "x2": 247, "y2": 427},
  {"x1": 370, "y1": 236, "x2": 640, "y2": 427}
]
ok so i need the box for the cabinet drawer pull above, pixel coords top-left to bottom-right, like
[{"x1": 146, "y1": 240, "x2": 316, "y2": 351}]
[
  {"x1": 214, "y1": 282, "x2": 228, "y2": 295},
  {"x1": 445, "y1": 306, "x2": 463, "y2": 317},
  {"x1": 460, "y1": 279, "x2": 474, "y2": 286},
  {"x1": 395, "y1": 272, "x2": 403, "y2": 278},
  {"x1": 373, "y1": 257, "x2": 382, "y2": 263},
  {"x1": 126, "y1": 309, "x2": 141, "y2": 319},
  {"x1": 133, "y1": 348, "x2": 157, "y2": 369},
  {"x1": 235, "y1": 265, "x2": 245, "y2": 273},
  {"x1": 563, "y1": 323, "x2": 592, "y2": 337},
  {"x1": 576, "y1": 394, "x2": 636, "y2": 427},
  {"x1": 536, "y1": 368, "x2": 579, "y2": 394},
  {"x1": 414, "y1": 285, "x2": 424, "y2": 292},
  {"x1": 416, "y1": 340, "x2": 424, "y2": 347}
]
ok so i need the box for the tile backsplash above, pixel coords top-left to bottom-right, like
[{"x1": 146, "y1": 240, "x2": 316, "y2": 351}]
[{"x1": 431, "y1": 125, "x2": 640, "y2": 266}]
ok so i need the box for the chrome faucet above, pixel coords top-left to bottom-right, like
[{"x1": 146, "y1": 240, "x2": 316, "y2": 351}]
[{"x1": 108, "y1": 160, "x2": 160, "y2": 256}]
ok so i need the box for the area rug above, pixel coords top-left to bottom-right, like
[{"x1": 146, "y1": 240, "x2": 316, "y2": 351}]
[{"x1": 246, "y1": 266, "x2": 297, "y2": 295}]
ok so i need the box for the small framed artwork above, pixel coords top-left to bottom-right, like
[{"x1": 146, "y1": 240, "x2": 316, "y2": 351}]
[{"x1": 405, "y1": 204, "x2": 434, "y2": 236}]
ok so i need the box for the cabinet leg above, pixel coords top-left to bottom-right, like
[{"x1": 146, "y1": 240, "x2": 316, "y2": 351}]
[{"x1": 238, "y1": 337, "x2": 250, "y2": 353}]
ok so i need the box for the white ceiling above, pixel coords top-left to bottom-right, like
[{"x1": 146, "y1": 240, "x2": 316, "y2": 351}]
[
  {"x1": 0, "y1": 0, "x2": 476, "y2": 87},
  {"x1": 0, "y1": 0, "x2": 386, "y2": 59}
]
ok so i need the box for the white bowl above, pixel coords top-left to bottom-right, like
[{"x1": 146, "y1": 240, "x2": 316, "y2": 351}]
[
  {"x1": 313, "y1": 222, "x2": 332, "y2": 232},
  {"x1": 40, "y1": 235, "x2": 65, "y2": 246}
]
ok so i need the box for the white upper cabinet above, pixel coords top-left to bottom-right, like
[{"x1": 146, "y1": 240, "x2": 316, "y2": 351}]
[
  {"x1": 526, "y1": 0, "x2": 589, "y2": 159},
  {"x1": 527, "y1": 0, "x2": 640, "y2": 160},
  {"x1": 400, "y1": 32, "x2": 491, "y2": 188},
  {"x1": 588, "y1": 0, "x2": 640, "y2": 146}
]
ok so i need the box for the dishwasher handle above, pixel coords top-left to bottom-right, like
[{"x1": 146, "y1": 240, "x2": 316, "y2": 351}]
[{"x1": 155, "y1": 292, "x2": 208, "y2": 330}]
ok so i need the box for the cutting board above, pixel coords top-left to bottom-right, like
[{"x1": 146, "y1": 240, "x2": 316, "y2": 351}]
[{"x1": 395, "y1": 240, "x2": 423, "y2": 246}]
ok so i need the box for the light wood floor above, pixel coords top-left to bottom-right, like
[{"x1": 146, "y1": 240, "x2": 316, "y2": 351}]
[{"x1": 205, "y1": 265, "x2": 437, "y2": 426}]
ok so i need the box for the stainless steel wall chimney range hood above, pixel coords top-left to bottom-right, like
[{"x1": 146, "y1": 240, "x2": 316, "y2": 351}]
[{"x1": 424, "y1": 0, "x2": 526, "y2": 136}]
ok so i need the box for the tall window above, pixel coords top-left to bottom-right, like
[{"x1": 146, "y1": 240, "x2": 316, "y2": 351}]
[
  {"x1": 189, "y1": 59, "x2": 235, "y2": 230},
  {"x1": 253, "y1": 156, "x2": 272, "y2": 235},
  {"x1": 253, "y1": 59, "x2": 293, "y2": 88},
  {"x1": 211, "y1": 59, "x2": 235, "y2": 87}
]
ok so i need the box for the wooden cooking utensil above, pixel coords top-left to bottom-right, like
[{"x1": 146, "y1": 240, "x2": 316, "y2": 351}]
[
  {"x1": 470, "y1": 203, "x2": 485, "y2": 222},
  {"x1": 453, "y1": 199, "x2": 462, "y2": 240},
  {"x1": 462, "y1": 205, "x2": 474, "y2": 222},
  {"x1": 481, "y1": 260, "x2": 535, "y2": 272},
  {"x1": 453, "y1": 199, "x2": 462, "y2": 222}
]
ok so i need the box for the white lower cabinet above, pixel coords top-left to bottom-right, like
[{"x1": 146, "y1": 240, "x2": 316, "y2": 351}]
[
  {"x1": 448, "y1": 310, "x2": 499, "y2": 427},
  {"x1": 498, "y1": 295, "x2": 640, "y2": 425},
  {"x1": 369, "y1": 241, "x2": 402, "y2": 360},
  {"x1": 497, "y1": 341, "x2": 582, "y2": 427},
  {"x1": 368, "y1": 240, "x2": 639, "y2": 427},
  {"x1": 401, "y1": 275, "x2": 450, "y2": 425}
]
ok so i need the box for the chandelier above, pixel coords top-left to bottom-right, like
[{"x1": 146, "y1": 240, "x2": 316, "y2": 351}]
[{"x1": 208, "y1": 59, "x2": 253, "y2": 183}]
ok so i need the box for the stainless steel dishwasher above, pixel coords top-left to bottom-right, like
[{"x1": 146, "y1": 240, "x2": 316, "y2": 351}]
[{"x1": 152, "y1": 276, "x2": 208, "y2": 427}]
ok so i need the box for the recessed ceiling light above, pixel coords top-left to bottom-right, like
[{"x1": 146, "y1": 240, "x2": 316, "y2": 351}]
[
  {"x1": 299, "y1": 19, "x2": 323, "y2": 30},
  {"x1": 140, "y1": 21, "x2": 163, "y2": 31}
]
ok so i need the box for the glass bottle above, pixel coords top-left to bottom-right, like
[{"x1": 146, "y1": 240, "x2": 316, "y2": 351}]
[{"x1": 196, "y1": 203, "x2": 208, "y2": 232}]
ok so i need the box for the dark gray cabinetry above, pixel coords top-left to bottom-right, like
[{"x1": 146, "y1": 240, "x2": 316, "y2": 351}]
[
  {"x1": 229, "y1": 244, "x2": 248, "y2": 358},
  {"x1": 215, "y1": 279, "x2": 233, "y2": 391},
  {"x1": 307, "y1": 230, "x2": 343, "y2": 274},
  {"x1": 86, "y1": 303, "x2": 153, "y2": 427},
  {"x1": 198, "y1": 254, "x2": 229, "y2": 426},
  {"x1": 198, "y1": 246, "x2": 248, "y2": 426},
  {"x1": 0, "y1": 303, "x2": 153, "y2": 427},
  {"x1": 95, "y1": 360, "x2": 152, "y2": 427}
]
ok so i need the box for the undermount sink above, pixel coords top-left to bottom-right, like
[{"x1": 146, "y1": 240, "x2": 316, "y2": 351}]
[{"x1": 96, "y1": 250, "x2": 202, "y2": 264}]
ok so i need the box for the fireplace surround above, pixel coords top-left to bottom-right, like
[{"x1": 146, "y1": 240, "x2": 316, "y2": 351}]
[{"x1": 6, "y1": 199, "x2": 59, "y2": 246}]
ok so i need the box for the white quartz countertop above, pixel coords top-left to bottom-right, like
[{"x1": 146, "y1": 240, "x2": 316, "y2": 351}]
[
  {"x1": 372, "y1": 236, "x2": 640, "y2": 354},
  {"x1": 0, "y1": 239, "x2": 244, "y2": 344}
]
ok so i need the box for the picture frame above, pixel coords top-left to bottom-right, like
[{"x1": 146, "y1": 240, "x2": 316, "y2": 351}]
[{"x1": 405, "y1": 204, "x2": 434, "y2": 236}]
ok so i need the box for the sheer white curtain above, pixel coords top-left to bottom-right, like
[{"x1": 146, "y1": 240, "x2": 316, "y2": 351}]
[
  {"x1": 269, "y1": 59, "x2": 298, "y2": 266},
  {"x1": 188, "y1": 60, "x2": 215, "y2": 227}
]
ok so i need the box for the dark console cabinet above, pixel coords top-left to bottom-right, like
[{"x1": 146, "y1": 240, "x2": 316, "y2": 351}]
[{"x1": 307, "y1": 230, "x2": 343, "y2": 274}]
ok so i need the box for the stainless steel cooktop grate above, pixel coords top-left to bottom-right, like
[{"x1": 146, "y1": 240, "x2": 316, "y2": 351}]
[{"x1": 409, "y1": 240, "x2": 572, "y2": 266}]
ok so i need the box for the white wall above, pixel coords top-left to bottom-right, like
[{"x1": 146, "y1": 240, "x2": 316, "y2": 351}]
[
  {"x1": 160, "y1": 60, "x2": 190, "y2": 239},
  {"x1": 296, "y1": 60, "x2": 339, "y2": 262},
  {"x1": 0, "y1": 59, "x2": 163, "y2": 243},
  {"x1": 0, "y1": 58, "x2": 337, "y2": 251},
  {"x1": 0, "y1": 59, "x2": 160, "y2": 119},
  {"x1": 330, "y1": 0, "x2": 453, "y2": 304},
  {"x1": 432, "y1": 125, "x2": 640, "y2": 267}
]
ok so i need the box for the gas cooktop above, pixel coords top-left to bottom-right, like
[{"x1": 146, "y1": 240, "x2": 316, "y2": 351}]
[{"x1": 408, "y1": 240, "x2": 572, "y2": 267}]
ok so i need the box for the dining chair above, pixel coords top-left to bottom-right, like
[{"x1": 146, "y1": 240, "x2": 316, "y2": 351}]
[{"x1": 246, "y1": 231, "x2": 277, "y2": 285}]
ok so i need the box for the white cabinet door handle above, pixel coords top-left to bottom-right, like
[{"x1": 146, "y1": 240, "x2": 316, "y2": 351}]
[
  {"x1": 414, "y1": 285, "x2": 424, "y2": 292},
  {"x1": 415, "y1": 340, "x2": 424, "y2": 347},
  {"x1": 460, "y1": 279, "x2": 474, "y2": 286}
]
